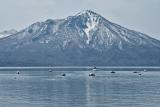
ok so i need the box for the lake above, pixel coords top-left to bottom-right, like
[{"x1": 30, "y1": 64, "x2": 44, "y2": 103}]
[{"x1": 0, "y1": 68, "x2": 160, "y2": 107}]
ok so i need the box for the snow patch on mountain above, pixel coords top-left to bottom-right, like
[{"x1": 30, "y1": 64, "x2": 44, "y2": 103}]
[
  {"x1": 84, "y1": 16, "x2": 99, "y2": 44},
  {"x1": 77, "y1": 10, "x2": 100, "y2": 44}
]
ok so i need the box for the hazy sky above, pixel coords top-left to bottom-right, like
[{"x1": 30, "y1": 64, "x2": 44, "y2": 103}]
[{"x1": 0, "y1": 0, "x2": 160, "y2": 39}]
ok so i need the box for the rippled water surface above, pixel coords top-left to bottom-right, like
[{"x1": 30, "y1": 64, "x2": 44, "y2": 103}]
[{"x1": 0, "y1": 69, "x2": 160, "y2": 107}]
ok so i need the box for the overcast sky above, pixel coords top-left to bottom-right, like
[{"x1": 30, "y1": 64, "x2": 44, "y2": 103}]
[{"x1": 0, "y1": 0, "x2": 160, "y2": 39}]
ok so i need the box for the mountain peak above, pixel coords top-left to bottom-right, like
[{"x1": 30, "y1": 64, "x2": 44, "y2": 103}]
[
  {"x1": 76, "y1": 10, "x2": 100, "y2": 17},
  {"x1": 79, "y1": 10, "x2": 97, "y2": 14}
]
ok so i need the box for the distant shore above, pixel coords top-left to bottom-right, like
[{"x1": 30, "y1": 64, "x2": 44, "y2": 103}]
[{"x1": 0, "y1": 66, "x2": 160, "y2": 71}]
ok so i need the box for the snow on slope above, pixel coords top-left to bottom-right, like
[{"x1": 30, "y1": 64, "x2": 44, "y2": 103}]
[
  {"x1": 1, "y1": 10, "x2": 160, "y2": 50},
  {"x1": 77, "y1": 10, "x2": 100, "y2": 44}
]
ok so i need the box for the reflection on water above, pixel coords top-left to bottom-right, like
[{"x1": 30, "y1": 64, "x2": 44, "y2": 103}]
[{"x1": 0, "y1": 70, "x2": 160, "y2": 107}]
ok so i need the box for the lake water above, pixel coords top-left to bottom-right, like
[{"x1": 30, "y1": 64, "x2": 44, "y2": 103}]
[{"x1": 0, "y1": 68, "x2": 160, "y2": 107}]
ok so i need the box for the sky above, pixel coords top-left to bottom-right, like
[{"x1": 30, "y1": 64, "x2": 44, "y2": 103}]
[{"x1": 0, "y1": 0, "x2": 160, "y2": 40}]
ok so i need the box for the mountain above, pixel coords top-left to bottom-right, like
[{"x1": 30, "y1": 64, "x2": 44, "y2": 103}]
[
  {"x1": 0, "y1": 29, "x2": 17, "y2": 38},
  {"x1": 0, "y1": 10, "x2": 160, "y2": 66}
]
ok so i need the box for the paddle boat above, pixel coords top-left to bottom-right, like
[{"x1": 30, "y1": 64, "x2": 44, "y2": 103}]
[
  {"x1": 89, "y1": 72, "x2": 95, "y2": 77},
  {"x1": 16, "y1": 71, "x2": 20, "y2": 74},
  {"x1": 110, "y1": 71, "x2": 116, "y2": 73},
  {"x1": 133, "y1": 71, "x2": 139, "y2": 73},
  {"x1": 92, "y1": 66, "x2": 97, "y2": 71},
  {"x1": 62, "y1": 73, "x2": 66, "y2": 77},
  {"x1": 48, "y1": 69, "x2": 53, "y2": 72}
]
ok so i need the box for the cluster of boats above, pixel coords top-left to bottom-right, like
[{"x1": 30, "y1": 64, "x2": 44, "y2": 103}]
[
  {"x1": 133, "y1": 70, "x2": 147, "y2": 75},
  {"x1": 15, "y1": 67, "x2": 147, "y2": 77},
  {"x1": 89, "y1": 67, "x2": 116, "y2": 77}
]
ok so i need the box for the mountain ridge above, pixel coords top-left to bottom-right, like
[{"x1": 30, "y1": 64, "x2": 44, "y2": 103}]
[{"x1": 0, "y1": 29, "x2": 17, "y2": 39}]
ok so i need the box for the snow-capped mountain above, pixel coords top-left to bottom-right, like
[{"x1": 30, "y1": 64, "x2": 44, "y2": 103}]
[
  {"x1": 0, "y1": 29, "x2": 17, "y2": 38},
  {"x1": 0, "y1": 10, "x2": 160, "y2": 66}
]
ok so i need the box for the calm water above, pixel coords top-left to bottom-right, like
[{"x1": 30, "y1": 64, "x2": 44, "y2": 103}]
[{"x1": 0, "y1": 69, "x2": 160, "y2": 107}]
